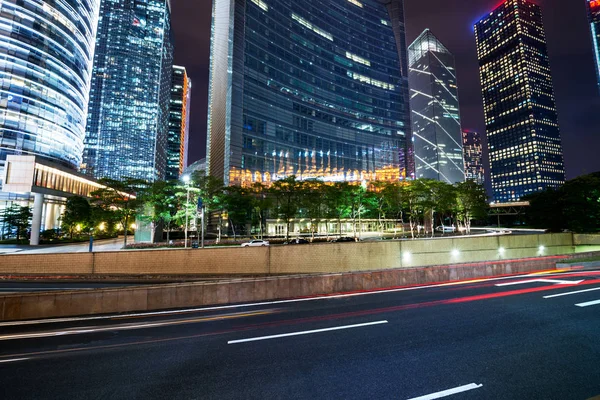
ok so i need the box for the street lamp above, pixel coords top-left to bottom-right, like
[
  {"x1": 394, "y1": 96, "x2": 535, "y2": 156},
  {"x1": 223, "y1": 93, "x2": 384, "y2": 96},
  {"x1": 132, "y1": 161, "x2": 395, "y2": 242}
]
[{"x1": 182, "y1": 174, "x2": 191, "y2": 249}]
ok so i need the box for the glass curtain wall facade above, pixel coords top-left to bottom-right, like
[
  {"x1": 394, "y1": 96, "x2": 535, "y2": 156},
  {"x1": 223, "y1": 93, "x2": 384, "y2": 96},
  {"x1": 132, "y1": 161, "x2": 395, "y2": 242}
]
[
  {"x1": 83, "y1": 0, "x2": 174, "y2": 181},
  {"x1": 462, "y1": 130, "x2": 485, "y2": 185},
  {"x1": 166, "y1": 65, "x2": 191, "y2": 180},
  {"x1": 475, "y1": 0, "x2": 565, "y2": 203},
  {"x1": 0, "y1": 0, "x2": 101, "y2": 183},
  {"x1": 207, "y1": 0, "x2": 413, "y2": 186},
  {"x1": 587, "y1": 0, "x2": 600, "y2": 92},
  {"x1": 408, "y1": 29, "x2": 465, "y2": 184}
]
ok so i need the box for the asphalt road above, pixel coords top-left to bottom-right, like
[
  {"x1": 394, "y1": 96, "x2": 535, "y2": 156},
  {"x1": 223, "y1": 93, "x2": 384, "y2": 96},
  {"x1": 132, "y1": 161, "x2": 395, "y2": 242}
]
[{"x1": 1, "y1": 269, "x2": 600, "y2": 399}]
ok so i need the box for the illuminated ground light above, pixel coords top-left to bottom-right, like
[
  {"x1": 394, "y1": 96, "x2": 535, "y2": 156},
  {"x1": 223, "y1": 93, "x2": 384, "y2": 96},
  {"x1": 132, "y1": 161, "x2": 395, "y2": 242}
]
[
  {"x1": 498, "y1": 247, "x2": 506, "y2": 255},
  {"x1": 402, "y1": 251, "x2": 411, "y2": 262},
  {"x1": 451, "y1": 249, "x2": 460, "y2": 257},
  {"x1": 539, "y1": 245, "x2": 546, "y2": 253}
]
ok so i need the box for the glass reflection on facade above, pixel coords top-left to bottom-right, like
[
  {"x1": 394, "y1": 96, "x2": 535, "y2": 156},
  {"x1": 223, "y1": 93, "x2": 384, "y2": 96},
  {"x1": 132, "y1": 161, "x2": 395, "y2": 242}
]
[
  {"x1": 0, "y1": 0, "x2": 101, "y2": 180},
  {"x1": 408, "y1": 29, "x2": 465, "y2": 184},
  {"x1": 83, "y1": 0, "x2": 174, "y2": 181},
  {"x1": 587, "y1": 0, "x2": 600, "y2": 93},
  {"x1": 207, "y1": 0, "x2": 413, "y2": 186},
  {"x1": 475, "y1": 0, "x2": 565, "y2": 203},
  {"x1": 462, "y1": 130, "x2": 485, "y2": 185},
  {"x1": 166, "y1": 65, "x2": 191, "y2": 180}
]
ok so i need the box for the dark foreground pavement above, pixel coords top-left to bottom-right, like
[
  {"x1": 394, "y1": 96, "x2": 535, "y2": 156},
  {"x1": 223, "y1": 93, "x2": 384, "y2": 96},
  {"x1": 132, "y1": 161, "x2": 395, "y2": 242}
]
[{"x1": 1, "y1": 269, "x2": 600, "y2": 400}]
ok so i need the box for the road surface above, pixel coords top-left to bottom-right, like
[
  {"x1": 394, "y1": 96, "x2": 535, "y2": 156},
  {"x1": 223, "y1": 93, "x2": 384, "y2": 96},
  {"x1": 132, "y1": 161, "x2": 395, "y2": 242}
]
[{"x1": 1, "y1": 269, "x2": 600, "y2": 399}]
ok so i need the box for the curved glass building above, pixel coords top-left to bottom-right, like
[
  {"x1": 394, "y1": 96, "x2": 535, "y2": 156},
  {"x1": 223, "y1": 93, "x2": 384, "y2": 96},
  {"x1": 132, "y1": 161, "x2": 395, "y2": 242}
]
[
  {"x1": 0, "y1": 0, "x2": 100, "y2": 172},
  {"x1": 207, "y1": 0, "x2": 413, "y2": 186}
]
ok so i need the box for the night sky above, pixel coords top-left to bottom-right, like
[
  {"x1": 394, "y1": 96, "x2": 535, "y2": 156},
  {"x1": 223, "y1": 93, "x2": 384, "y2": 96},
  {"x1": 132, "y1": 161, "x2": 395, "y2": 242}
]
[{"x1": 171, "y1": 0, "x2": 599, "y2": 180}]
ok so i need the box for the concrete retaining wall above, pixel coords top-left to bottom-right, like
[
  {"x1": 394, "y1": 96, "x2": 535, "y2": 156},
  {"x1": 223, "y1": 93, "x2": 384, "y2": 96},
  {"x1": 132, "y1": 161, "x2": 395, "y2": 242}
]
[
  {"x1": 0, "y1": 256, "x2": 563, "y2": 321},
  {"x1": 0, "y1": 233, "x2": 584, "y2": 276}
]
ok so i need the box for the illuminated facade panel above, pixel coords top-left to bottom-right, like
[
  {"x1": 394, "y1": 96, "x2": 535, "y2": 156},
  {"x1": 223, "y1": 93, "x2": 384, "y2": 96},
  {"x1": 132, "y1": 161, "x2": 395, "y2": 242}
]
[
  {"x1": 0, "y1": 0, "x2": 101, "y2": 182},
  {"x1": 475, "y1": 0, "x2": 565, "y2": 203},
  {"x1": 408, "y1": 29, "x2": 465, "y2": 184},
  {"x1": 83, "y1": 0, "x2": 174, "y2": 181},
  {"x1": 166, "y1": 65, "x2": 191, "y2": 180},
  {"x1": 587, "y1": 0, "x2": 600, "y2": 92},
  {"x1": 462, "y1": 130, "x2": 485, "y2": 185},
  {"x1": 207, "y1": 0, "x2": 413, "y2": 186}
]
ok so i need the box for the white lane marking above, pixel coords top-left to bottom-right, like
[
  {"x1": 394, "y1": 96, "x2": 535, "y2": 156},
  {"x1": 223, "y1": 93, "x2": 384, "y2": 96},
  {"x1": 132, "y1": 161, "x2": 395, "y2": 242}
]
[
  {"x1": 575, "y1": 299, "x2": 600, "y2": 308},
  {"x1": 227, "y1": 320, "x2": 388, "y2": 344},
  {"x1": 407, "y1": 383, "x2": 483, "y2": 400},
  {"x1": 543, "y1": 286, "x2": 600, "y2": 299},
  {"x1": 496, "y1": 279, "x2": 584, "y2": 287},
  {"x1": 0, "y1": 358, "x2": 29, "y2": 364},
  {"x1": 0, "y1": 270, "x2": 571, "y2": 328}
]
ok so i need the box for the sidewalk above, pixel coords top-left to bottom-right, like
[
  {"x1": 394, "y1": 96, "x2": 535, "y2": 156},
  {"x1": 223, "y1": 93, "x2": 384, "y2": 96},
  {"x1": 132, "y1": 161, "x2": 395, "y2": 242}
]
[{"x1": 0, "y1": 238, "x2": 123, "y2": 254}]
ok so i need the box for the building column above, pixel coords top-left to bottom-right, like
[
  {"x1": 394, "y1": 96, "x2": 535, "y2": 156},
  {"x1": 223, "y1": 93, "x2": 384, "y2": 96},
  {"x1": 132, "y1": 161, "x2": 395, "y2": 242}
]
[{"x1": 30, "y1": 192, "x2": 44, "y2": 246}]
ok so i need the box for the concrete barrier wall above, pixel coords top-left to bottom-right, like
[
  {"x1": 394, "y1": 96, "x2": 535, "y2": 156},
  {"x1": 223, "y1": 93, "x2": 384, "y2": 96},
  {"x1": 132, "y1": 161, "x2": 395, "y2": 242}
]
[
  {"x1": 0, "y1": 256, "x2": 563, "y2": 321},
  {"x1": 0, "y1": 233, "x2": 581, "y2": 276}
]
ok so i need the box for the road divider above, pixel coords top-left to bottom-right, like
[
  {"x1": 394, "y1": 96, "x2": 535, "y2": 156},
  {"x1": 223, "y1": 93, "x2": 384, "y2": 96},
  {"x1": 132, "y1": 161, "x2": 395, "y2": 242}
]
[{"x1": 0, "y1": 255, "x2": 591, "y2": 322}]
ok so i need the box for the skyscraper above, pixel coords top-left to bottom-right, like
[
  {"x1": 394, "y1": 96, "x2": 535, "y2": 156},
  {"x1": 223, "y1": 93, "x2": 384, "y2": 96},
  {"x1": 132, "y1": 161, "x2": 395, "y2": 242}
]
[
  {"x1": 475, "y1": 0, "x2": 565, "y2": 203},
  {"x1": 207, "y1": 0, "x2": 413, "y2": 186},
  {"x1": 587, "y1": 0, "x2": 600, "y2": 92},
  {"x1": 0, "y1": 0, "x2": 100, "y2": 178},
  {"x1": 462, "y1": 130, "x2": 485, "y2": 185},
  {"x1": 166, "y1": 66, "x2": 192, "y2": 180},
  {"x1": 83, "y1": 0, "x2": 174, "y2": 181},
  {"x1": 408, "y1": 29, "x2": 465, "y2": 184}
]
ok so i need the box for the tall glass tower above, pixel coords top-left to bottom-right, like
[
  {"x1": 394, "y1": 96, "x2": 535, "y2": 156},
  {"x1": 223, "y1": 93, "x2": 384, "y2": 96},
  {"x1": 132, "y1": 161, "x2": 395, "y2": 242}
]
[
  {"x1": 475, "y1": 0, "x2": 565, "y2": 203},
  {"x1": 408, "y1": 29, "x2": 465, "y2": 184},
  {"x1": 166, "y1": 65, "x2": 191, "y2": 180},
  {"x1": 587, "y1": 0, "x2": 600, "y2": 92},
  {"x1": 0, "y1": 0, "x2": 101, "y2": 178},
  {"x1": 83, "y1": 0, "x2": 174, "y2": 181},
  {"x1": 207, "y1": 0, "x2": 413, "y2": 186}
]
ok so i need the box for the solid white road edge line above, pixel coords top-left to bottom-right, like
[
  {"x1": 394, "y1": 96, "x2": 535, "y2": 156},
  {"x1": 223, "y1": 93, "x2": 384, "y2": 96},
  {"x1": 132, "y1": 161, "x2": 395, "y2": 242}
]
[
  {"x1": 407, "y1": 383, "x2": 483, "y2": 400},
  {"x1": 575, "y1": 299, "x2": 600, "y2": 307},
  {"x1": 0, "y1": 358, "x2": 29, "y2": 364},
  {"x1": 227, "y1": 320, "x2": 388, "y2": 344},
  {"x1": 543, "y1": 286, "x2": 600, "y2": 299},
  {"x1": 0, "y1": 270, "x2": 569, "y2": 328}
]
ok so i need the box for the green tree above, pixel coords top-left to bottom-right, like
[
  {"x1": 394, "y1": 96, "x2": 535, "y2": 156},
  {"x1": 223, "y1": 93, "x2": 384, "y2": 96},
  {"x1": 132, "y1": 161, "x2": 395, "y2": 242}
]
[
  {"x1": 61, "y1": 196, "x2": 92, "y2": 239},
  {"x1": 270, "y1": 176, "x2": 302, "y2": 240},
  {"x1": 250, "y1": 182, "x2": 272, "y2": 239},
  {"x1": 138, "y1": 180, "x2": 177, "y2": 243},
  {"x1": 455, "y1": 180, "x2": 489, "y2": 234},
  {"x1": 324, "y1": 182, "x2": 353, "y2": 238},
  {"x1": 0, "y1": 204, "x2": 32, "y2": 242},
  {"x1": 222, "y1": 185, "x2": 254, "y2": 240},
  {"x1": 90, "y1": 178, "x2": 145, "y2": 248}
]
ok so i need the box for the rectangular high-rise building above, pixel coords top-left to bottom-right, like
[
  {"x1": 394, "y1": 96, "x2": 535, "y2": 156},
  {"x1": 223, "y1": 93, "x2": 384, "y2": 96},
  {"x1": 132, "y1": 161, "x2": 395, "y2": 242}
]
[
  {"x1": 475, "y1": 0, "x2": 565, "y2": 203},
  {"x1": 83, "y1": 0, "x2": 174, "y2": 181},
  {"x1": 462, "y1": 130, "x2": 485, "y2": 185},
  {"x1": 408, "y1": 29, "x2": 465, "y2": 184},
  {"x1": 166, "y1": 66, "x2": 192, "y2": 180},
  {"x1": 207, "y1": 0, "x2": 413, "y2": 186},
  {"x1": 587, "y1": 0, "x2": 600, "y2": 92}
]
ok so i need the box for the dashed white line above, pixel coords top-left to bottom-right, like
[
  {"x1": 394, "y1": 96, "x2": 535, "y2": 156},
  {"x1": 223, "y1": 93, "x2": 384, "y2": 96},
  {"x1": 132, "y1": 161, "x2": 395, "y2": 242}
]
[
  {"x1": 543, "y1": 286, "x2": 600, "y2": 299},
  {"x1": 575, "y1": 299, "x2": 600, "y2": 308},
  {"x1": 227, "y1": 320, "x2": 388, "y2": 344},
  {"x1": 407, "y1": 383, "x2": 483, "y2": 400},
  {"x1": 0, "y1": 358, "x2": 29, "y2": 364}
]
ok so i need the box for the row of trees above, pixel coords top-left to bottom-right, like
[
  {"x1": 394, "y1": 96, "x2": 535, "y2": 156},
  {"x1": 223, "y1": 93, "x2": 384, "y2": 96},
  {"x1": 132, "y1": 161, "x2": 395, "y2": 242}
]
[
  {"x1": 0, "y1": 175, "x2": 489, "y2": 244},
  {"x1": 116, "y1": 174, "x2": 489, "y2": 242},
  {"x1": 525, "y1": 172, "x2": 600, "y2": 233}
]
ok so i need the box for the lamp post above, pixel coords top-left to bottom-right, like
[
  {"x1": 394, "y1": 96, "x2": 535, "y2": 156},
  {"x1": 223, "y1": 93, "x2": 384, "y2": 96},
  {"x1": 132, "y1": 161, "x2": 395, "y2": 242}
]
[{"x1": 182, "y1": 174, "x2": 191, "y2": 249}]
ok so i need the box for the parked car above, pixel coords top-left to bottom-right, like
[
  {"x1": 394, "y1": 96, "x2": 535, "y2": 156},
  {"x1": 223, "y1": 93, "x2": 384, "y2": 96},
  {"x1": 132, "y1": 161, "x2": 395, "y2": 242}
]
[
  {"x1": 436, "y1": 225, "x2": 457, "y2": 233},
  {"x1": 241, "y1": 239, "x2": 270, "y2": 247},
  {"x1": 332, "y1": 236, "x2": 358, "y2": 243},
  {"x1": 284, "y1": 238, "x2": 310, "y2": 245}
]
